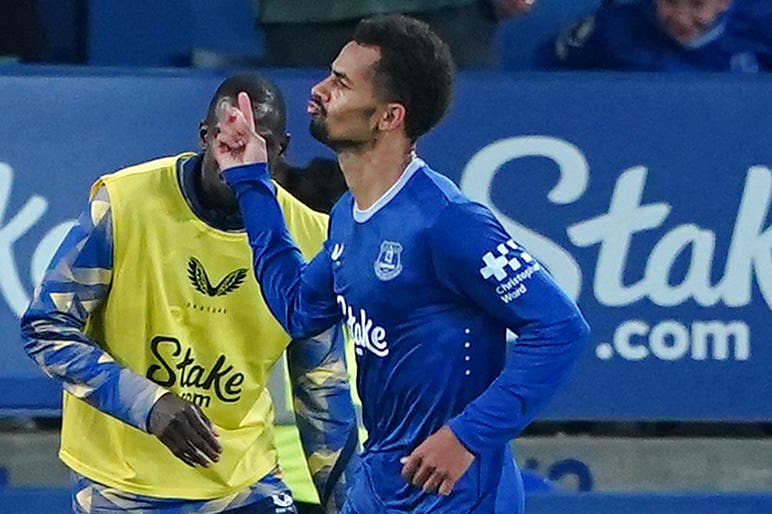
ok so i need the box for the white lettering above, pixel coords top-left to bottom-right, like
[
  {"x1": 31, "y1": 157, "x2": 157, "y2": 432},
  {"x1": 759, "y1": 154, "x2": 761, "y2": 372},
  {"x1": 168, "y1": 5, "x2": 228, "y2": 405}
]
[
  {"x1": 716, "y1": 166, "x2": 772, "y2": 308},
  {"x1": 570, "y1": 166, "x2": 772, "y2": 309},
  {"x1": 500, "y1": 283, "x2": 527, "y2": 303},
  {"x1": 337, "y1": 295, "x2": 389, "y2": 357},
  {"x1": 569, "y1": 166, "x2": 670, "y2": 306},
  {"x1": 0, "y1": 163, "x2": 75, "y2": 317},
  {"x1": 691, "y1": 321, "x2": 750, "y2": 361},
  {"x1": 609, "y1": 319, "x2": 751, "y2": 361},
  {"x1": 613, "y1": 320, "x2": 649, "y2": 360},
  {"x1": 649, "y1": 321, "x2": 690, "y2": 361},
  {"x1": 461, "y1": 138, "x2": 772, "y2": 310},
  {"x1": 645, "y1": 225, "x2": 716, "y2": 307}
]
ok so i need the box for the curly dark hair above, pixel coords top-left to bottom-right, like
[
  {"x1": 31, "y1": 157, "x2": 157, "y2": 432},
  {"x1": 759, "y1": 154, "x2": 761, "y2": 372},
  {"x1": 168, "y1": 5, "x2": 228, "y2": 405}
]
[{"x1": 353, "y1": 14, "x2": 454, "y2": 142}]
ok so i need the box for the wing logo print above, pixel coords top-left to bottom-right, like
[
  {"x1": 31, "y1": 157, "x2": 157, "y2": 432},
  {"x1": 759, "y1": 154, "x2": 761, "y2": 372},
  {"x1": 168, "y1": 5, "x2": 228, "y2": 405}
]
[{"x1": 187, "y1": 257, "x2": 248, "y2": 297}]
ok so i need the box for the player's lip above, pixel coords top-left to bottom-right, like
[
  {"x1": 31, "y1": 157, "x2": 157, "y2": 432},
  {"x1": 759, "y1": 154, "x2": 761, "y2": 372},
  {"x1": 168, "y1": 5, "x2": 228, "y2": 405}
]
[{"x1": 307, "y1": 100, "x2": 321, "y2": 115}]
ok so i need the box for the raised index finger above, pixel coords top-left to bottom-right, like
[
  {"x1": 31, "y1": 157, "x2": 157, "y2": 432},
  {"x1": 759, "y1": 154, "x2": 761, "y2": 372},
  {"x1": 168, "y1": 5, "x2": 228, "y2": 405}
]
[{"x1": 237, "y1": 91, "x2": 255, "y2": 131}]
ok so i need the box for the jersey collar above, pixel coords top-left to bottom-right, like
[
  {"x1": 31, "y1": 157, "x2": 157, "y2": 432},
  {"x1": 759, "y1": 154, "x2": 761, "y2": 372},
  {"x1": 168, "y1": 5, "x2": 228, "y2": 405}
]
[{"x1": 353, "y1": 156, "x2": 425, "y2": 223}]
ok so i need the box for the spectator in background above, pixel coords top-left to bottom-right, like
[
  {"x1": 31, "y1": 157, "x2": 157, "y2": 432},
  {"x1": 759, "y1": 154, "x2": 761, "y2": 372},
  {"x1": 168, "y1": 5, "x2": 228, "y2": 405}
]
[
  {"x1": 546, "y1": 0, "x2": 772, "y2": 72},
  {"x1": 20, "y1": 73, "x2": 358, "y2": 514},
  {"x1": 258, "y1": 0, "x2": 535, "y2": 69}
]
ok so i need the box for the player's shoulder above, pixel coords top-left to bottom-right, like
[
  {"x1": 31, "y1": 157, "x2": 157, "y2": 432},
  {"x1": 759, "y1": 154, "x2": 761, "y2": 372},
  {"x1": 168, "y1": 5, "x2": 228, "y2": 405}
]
[
  {"x1": 409, "y1": 161, "x2": 468, "y2": 210},
  {"x1": 410, "y1": 163, "x2": 498, "y2": 231},
  {"x1": 102, "y1": 153, "x2": 192, "y2": 182},
  {"x1": 91, "y1": 153, "x2": 193, "y2": 199}
]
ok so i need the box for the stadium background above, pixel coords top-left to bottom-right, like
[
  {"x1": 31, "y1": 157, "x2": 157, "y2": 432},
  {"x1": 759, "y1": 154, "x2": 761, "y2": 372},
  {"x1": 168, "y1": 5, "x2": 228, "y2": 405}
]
[{"x1": 0, "y1": 1, "x2": 770, "y2": 513}]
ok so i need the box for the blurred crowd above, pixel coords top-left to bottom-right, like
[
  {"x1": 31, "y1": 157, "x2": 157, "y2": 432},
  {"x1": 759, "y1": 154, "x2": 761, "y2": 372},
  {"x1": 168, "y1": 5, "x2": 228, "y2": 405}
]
[{"x1": 2, "y1": 0, "x2": 770, "y2": 73}]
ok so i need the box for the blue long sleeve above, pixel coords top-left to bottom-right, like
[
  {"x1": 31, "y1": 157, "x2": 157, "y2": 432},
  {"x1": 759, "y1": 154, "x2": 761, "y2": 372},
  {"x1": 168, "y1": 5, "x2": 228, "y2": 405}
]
[
  {"x1": 222, "y1": 163, "x2": 341, "y2": 339},
  {"x1": 431, "y1": 201, "x2": 590, "y2": 454}
]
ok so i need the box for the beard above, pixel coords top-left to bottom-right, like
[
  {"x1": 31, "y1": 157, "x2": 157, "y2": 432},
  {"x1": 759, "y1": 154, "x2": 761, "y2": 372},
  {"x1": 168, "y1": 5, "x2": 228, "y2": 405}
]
[
  {"x1": 199, "y1": 152, "x2": 239, "y2": 212},
  {"x1": 309, "y1": 112, "x2": 377, "y2": 152}
]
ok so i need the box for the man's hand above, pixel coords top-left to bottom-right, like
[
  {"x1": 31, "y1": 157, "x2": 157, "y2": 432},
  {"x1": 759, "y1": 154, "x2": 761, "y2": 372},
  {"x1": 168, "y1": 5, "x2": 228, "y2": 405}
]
[
  {"x1": 400, "y1": 425, "x2": 475, "y2": 496},
  {"x1": 147, "y1": 393, "x2": 222, "y2": 468},
  {"x1": 213, "y1": 91, "x2": 268, "y2": 171}
]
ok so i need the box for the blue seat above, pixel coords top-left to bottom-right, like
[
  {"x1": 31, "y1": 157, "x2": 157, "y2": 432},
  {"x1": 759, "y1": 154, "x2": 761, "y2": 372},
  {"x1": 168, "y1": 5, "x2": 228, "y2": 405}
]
[{"x1": 86, "y1": 0, "x2": 263, "y2": 67}]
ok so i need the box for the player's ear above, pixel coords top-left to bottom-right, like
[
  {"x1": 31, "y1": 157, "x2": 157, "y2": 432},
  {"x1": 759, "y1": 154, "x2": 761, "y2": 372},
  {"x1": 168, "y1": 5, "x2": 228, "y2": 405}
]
[
  {"x1": 198, "y1": 121, "x2": 208, "y2": 149},
  {"x1": 279, "y1": 132, "x2": 291, "y2": 157},
  {"x1": 377, "y1": 103, "x2": 406, "y2": 133}
]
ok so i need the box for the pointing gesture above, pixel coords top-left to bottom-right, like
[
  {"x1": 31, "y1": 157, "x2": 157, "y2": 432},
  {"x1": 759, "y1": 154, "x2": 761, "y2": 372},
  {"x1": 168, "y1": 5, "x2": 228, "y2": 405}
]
[{"x1": 214, "y1": 91, "x2": 268, "y2": 171}]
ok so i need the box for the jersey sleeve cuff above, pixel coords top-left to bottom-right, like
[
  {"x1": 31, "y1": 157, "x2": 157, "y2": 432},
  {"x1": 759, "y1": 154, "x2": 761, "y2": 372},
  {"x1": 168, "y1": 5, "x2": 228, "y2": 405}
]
[
  {"x1": 220, "y1": 162, "x2": 270, "y2": 188},
  {"x1": 447, "y1": 417, "x2": 484, "y2": 456},
  {"x1": 115, "y1": 369, "x2": 171, "y2": 431}
]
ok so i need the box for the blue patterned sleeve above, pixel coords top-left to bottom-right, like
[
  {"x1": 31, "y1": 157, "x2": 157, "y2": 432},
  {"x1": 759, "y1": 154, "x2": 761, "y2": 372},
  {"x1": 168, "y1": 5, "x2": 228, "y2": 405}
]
[
  {"x1": 20, "y1": 186, "x2": 168, "y2": 430},
  {"x1": 286, "y1": 324, "x2": 359, "y2": 513}
]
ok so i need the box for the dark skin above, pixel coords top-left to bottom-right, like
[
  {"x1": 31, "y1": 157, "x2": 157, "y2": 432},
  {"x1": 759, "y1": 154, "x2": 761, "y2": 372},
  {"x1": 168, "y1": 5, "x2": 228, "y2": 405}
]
[{"x1": 146, "y1": 95, "x2": 288, "y2": 468}]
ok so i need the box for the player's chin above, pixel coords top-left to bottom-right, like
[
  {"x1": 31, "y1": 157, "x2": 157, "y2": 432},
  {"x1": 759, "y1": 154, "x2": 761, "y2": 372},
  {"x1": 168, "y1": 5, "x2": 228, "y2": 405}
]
[{"x1": 664, "y1": 26, "x2": 699, "y2": 45}]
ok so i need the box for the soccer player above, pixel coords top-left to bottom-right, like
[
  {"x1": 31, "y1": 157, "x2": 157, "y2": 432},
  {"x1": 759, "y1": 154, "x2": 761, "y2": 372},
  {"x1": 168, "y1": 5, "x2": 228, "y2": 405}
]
[
  {"x1": 215, "y1": 15, "x2": 590, "y2": 514},
  {"x1": 20, "y1": 74, "x2": 358, "y2": 514}
]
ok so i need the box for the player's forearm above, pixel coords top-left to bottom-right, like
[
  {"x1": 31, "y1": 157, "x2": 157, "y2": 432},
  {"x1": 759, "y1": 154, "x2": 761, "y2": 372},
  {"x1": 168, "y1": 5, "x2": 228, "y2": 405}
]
[
  {"x1": 301, "y1": 417, "x2": 358, "y2": 513},
  {"x1": 21, "y1": 311, "x2": 167, "y2": 430},
  {"x1": 449, "y1": 312, "x2": 589, "y2": 454},
  {"x1": 223, "y1": 163, "x2": 338, "y2": 338},
  {"x1": 287, "y1": 327, "x2": 360, "y2": 510},
  {"x1": 317, "y1": 425, "x2": 359, "y2": 514}
]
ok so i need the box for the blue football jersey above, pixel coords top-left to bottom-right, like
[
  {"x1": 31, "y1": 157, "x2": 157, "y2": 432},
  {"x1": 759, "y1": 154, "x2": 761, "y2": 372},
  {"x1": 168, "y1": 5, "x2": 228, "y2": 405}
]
[{"x1": 224, "y1": 158, "x2": 589, "y2": 512}]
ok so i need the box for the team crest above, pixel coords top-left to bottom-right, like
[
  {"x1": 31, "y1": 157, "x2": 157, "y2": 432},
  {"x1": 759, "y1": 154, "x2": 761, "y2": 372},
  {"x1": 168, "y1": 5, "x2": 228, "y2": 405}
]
[{"x1": 374, "y1": 241, "x2": 403, "y2": 281}]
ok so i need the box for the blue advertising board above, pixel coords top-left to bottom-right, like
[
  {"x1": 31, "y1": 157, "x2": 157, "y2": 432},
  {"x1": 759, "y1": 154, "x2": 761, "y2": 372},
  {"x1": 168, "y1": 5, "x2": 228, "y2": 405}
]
[{"x1": 0, "y1": 67, "x2": 770, "y2": 420}]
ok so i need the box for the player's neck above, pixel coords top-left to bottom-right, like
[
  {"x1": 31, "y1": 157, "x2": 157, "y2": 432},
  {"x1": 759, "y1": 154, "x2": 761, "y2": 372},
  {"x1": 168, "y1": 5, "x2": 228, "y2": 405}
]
[{"x1": 338, "y1": 137, "x2": 415, "y2": 211}]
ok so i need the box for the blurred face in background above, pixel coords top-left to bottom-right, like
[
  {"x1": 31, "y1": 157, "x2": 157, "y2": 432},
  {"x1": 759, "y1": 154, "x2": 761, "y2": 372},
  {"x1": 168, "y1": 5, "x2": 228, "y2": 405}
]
[{"x1": 654, "y1": 0, "x2": 732, "y2": 45}]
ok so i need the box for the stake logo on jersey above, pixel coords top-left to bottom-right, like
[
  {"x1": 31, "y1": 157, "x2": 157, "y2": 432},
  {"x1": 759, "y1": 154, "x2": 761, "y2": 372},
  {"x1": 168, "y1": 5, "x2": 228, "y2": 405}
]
[
  {"x1": 479, "y1": 239, "x2": 541, "y2": 304},
  {"x1": 187, "y1": 256, "x2": 248, "y2": 297},
  {"x1": 337, "y1": 295, "x2": 389, "y2": 357},
  {"x1": 146, "y1": 335, "x2": 245, "y2": 407},
  {"x1": 374, "y1": 241, "x2": 403, "y2": 281}
]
